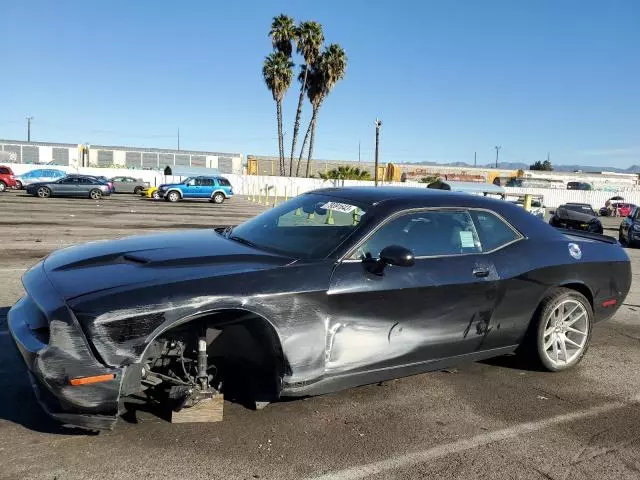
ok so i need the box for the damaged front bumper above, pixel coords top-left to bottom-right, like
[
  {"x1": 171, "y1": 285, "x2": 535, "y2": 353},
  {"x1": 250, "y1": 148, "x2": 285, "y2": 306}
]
[{"x1": 8, "y1": 266, "x2": 124, "y2": 430}]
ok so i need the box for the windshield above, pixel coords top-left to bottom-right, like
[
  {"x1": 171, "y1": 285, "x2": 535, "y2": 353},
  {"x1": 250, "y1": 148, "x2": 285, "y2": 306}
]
[
  {"x1": 564, "y1": 204, "x2": 595, "y2": 215},
  {"x1": 228, "y1": 193, "x2": 367, "y2": 259}
]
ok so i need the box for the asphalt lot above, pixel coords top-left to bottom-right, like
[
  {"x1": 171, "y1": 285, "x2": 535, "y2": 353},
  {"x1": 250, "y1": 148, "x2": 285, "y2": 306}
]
[{"x1": 1, "y1": 191, "x2": 639, "y2": 480}]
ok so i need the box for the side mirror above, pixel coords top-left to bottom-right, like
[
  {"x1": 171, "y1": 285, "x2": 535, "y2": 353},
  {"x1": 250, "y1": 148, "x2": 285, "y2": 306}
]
[
  {"x1": 364, "y1": 245, "x2": 414, "y2": 275},
  {"x1": 380, "y1": 245, "x2": 415, "y2": 267}
]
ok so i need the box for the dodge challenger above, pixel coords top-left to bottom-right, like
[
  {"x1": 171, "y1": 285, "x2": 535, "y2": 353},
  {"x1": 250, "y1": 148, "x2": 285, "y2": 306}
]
[{"x1": 9, "y1": 187, "x2": 631, "y2": 429}]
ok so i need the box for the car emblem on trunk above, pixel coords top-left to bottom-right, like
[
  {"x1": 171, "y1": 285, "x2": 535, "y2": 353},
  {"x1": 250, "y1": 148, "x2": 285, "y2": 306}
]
[{"x1": 568, "y1": 243, "x2": 582, "y2": 260}]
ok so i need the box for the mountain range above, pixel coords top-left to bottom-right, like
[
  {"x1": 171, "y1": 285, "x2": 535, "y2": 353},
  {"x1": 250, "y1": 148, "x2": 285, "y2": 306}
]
[{"x1": 412, "y1": 160, "x2": 640, "y2": 174}]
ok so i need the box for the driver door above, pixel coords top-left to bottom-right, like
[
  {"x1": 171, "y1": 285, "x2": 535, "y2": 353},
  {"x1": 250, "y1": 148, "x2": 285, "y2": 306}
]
[{"x1": 326, "y1": 208, "x2": 499, "y2": 377}]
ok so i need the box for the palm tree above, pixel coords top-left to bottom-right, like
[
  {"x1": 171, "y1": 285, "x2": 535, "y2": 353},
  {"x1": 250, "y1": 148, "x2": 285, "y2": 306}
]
[
  {"x1": 268, "y1": 14, "x2": 296, "y2": 174},
  {"x1": 262, "y1": 51, "x2": 294, "y2": 175},
  {"x1": 300, "y1": 44, "x2": 347, "y2": 177},
  {"x1": 289, "y1": 21, "x2": 324, "y2": 176},
  {"x1": 319, "y1": 166, "x2": 371, "y2": 180},
  {"x1": 269, "y1": 14, "x2": 296, "y2": 57}
]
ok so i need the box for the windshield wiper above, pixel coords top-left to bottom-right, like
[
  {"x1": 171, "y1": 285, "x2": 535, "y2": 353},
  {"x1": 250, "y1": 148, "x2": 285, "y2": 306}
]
[{"x1": 228, "y1": 235, "x2": 260, "y2": 249}]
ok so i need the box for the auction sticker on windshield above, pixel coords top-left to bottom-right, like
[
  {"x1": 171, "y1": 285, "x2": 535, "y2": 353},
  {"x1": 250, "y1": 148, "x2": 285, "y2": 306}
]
[{"x1": 321, "y1": 202, "x2": 359, "y2": 213}]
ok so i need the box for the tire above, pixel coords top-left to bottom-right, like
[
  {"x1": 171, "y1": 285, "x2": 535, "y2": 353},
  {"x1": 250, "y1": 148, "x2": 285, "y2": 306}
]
[
  {"x1": 15, "y1": 180, "x2": 22, "y2": 190},
  {"x1": 167, "y1": 191, "x2": 180, "y2": 202},
  {"x1": 0, "y1": 181, "x2": 6, "y2": 192},
  {"x1": 152, "y1": 190, "x2": 160, "y2": 199},
  {"x1": 211, "y1": 192, "x2": 225, "y2": 204},
  {"x1": 619, "y1": 229, "x2": 626, "y2": 245},
  {"x1": 89, "y1": 189, "x2": 103, "y2": 200},
  {"x1": 520, "y1": 288, "x2": 593, "y2": 372},
  {"x1": 37, "y1": 186, "x2": 51, "y2": 198},
  {"x1": 134, "y1": 186, "x2": 143, "y2": 195}
]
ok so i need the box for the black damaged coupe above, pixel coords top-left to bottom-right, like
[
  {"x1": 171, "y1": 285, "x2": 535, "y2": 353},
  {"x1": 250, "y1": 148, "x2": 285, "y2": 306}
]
[{"x1": 9, "y1": 187, "x2": 631, "y2": 429}]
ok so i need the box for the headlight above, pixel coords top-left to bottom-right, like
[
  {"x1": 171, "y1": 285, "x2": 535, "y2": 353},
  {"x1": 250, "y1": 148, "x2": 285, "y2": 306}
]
[{"x1": 632, "y1": 224, "x2": 640, "y2": 232}]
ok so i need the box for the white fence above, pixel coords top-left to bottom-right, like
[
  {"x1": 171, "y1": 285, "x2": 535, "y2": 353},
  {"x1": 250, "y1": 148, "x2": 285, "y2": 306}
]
[{"x1": 4, "y1": 162, "x2": 639, "y2": 209}]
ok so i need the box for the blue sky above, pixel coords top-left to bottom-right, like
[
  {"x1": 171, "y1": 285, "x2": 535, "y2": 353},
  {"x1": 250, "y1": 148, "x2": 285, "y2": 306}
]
[{"x1": 2, "y1": 0, "x2": 639, "y2": 167}]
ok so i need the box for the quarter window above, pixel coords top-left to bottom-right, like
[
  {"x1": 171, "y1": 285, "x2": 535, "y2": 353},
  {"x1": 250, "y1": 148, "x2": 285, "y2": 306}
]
[
  {"x1": 469, "y1": 210, "x2": 521, "y2": 252},
  {"x1": 353, "y1": 210, "x2": 481, "y2": 259},
  {"x1": 217, "y1": 178, "x2": 231, "y2": 186}
]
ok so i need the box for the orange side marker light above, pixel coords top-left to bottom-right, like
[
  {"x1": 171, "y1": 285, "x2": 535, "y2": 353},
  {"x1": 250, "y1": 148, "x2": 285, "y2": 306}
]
[{"x1": 69, "y1": 374, "x2": 115, "y2": 386}]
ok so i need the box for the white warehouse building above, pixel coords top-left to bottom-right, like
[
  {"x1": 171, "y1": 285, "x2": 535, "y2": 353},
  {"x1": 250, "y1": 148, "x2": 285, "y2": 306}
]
[{"x1": 0, "y1": 139, "x2": 243, "y2": 174}]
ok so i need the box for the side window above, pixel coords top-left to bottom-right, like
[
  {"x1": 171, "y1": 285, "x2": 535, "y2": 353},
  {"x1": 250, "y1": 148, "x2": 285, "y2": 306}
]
[
  {"x1": 203, "y1": 178, "x2": 215, "y2": 187},
  {"x1": 354, "y1": 210, "x2": 481, "y2": 259},
  {"x1": 469, "y1": 210, "x2": 521, "y2": 252},
  {"x1": 0, "y1": 168, "x2": 8, "y2": 174}
]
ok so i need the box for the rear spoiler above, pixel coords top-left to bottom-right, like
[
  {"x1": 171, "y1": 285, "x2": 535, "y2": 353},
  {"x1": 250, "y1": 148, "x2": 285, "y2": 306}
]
[{"x1": 556, "y1": 228, "x2": 618, "y2": 244}]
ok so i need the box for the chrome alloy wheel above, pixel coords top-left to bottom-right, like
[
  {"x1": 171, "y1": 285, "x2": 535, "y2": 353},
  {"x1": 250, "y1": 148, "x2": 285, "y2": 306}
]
[{"x1": 542, "y1": 299, "x2": 589, "y2": 367}]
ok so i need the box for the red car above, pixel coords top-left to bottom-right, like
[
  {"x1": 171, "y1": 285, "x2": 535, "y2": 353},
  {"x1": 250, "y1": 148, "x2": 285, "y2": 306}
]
[
  {"x1": 614, "y1": 203, "x2": 635, "y2": 217},
  {"x1": 0, "y1": 165, "x2": 17, "y2": 192}
]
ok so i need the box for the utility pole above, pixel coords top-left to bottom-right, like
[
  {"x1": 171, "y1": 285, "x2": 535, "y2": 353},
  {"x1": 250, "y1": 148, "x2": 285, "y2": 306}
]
[
  {"x1": 494, "y1": 145, "x2": 502, "y2": 169},
  {"x1": 26, "y1": 116, "x2": 34, "y2": 142},
  {"x1": 474, "y1": 151, "x2": 477, "y2": 167},
  {"x1": 177, "y1": 127, "x2": 180, "y2": 151},
  {"x1": 374, "y1": 119, "x2": 382, "y2": 186},
  {"x1": 358, "y1": 141, "x2": 361, "y2": 162}
]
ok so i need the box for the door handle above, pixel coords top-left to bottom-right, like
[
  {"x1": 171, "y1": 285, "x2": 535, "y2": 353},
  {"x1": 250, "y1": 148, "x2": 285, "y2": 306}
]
[{"x1": 472, "y1": 267, "x2": 490, "y2": 278}]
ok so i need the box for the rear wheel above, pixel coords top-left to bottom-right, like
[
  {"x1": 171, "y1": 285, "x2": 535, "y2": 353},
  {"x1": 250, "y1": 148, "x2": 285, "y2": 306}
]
[
  {"x1": 211, "y1": 192, "x2": 225, "y2": 204},
  {"x1": 37, "y1": 186, "x2": 51, "y2": 198},
  {"x1": 520, "y1": 288, "x2": 592, "y2": 372},
  {"x1": 0, "y1": 181, "x2": 6, "y2": 192},
  {"x1": 89, "y1": 189, "x2": 103, "y2": 200},
  {"x1": 134, "y1": 186, "x2": 143, "y2": 195},
  {"x1": 167, "y1": 191, "x2": 180, "y2": 202},
  {"x1": 15, "y1": 180, "x2": 22, "y2": 190}
]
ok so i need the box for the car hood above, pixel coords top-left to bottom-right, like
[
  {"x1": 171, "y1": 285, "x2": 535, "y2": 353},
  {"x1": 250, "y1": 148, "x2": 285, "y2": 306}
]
[{"x1": 42, "y1": 230, "x2": 292, "y2": 301}]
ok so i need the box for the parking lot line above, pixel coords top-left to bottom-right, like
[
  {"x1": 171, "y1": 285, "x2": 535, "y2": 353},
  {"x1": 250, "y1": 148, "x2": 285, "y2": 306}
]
[{"x1": 309, "y1": 395, "x2": 640, "y2": 480}]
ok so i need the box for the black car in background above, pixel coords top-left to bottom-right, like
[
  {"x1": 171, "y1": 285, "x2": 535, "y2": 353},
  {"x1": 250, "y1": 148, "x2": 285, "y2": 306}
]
[
  {"x1": 549, "y1": 203, "x2": 603, "y2": 234},
  {"x1": 9, "y1": 188, "x2": 631, "y2": 429},
  {"x1": 567, "y1": 181, "x2": 592, "y2": 191},
  {"x1": 619, "y1": 206, "x2": 640, "y2": 246}
]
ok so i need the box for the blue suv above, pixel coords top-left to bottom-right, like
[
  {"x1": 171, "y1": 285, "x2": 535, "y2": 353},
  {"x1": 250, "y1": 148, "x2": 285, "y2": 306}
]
[{"x1": 159, "y1": 176, "x2": 234, "y2": 203}]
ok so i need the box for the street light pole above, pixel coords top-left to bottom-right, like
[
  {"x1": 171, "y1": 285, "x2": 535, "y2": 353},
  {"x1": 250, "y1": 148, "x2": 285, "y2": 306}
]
[
  {"x1": 374, "y1": 119, "x2": 382, "y2": 186},
  {"x1": 26, "y1": 116, "x2": 34, "y2": 142},
  {"x1": 494, "y1": 145, "x2": 502, "y2": 169}
]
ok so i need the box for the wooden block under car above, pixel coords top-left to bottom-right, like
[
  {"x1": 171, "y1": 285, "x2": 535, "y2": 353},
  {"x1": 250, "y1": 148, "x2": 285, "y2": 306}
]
[{"x1": 170, "y1": 393, "x2": 224, "y2": 423}]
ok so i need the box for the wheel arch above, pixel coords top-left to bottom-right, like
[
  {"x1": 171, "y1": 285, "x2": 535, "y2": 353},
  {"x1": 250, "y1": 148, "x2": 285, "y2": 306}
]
[
  {"x1": 165, "y1": 188, "x2": 183, "y2": 198},
  {"x1": 142, "y1": 307, "x2": 290, "y2": 396},
  {"x1": 211, "y1": 189, "x2": 227, "y2": 198},
  {"x1": 557, "y1": 281, "x2": 594, "y2": 310}
]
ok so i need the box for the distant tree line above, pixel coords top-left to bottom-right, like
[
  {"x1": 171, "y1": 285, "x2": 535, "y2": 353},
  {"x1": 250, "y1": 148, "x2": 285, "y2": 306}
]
[{"x1": 530, "y1": 160, "x2": 553, "y2": 171}]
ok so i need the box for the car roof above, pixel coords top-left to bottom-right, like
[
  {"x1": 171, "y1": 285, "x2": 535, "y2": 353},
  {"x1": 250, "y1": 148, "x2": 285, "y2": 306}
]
[
  {"x1": 564, "y1": 203, "x2": 592, "y2": 207},
  {"x1": 309, "y1": 186, "x2": 502, "y2": 206}
]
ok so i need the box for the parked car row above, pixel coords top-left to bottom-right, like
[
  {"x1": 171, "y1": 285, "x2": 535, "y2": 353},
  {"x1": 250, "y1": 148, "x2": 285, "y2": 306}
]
[{"x1": 0, "y1": 166, "x2": 234, "y2": 204}]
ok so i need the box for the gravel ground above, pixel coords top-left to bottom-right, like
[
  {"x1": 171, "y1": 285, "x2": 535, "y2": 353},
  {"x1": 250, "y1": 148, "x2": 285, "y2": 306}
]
[{"x1": 0, "y1": 191, "x2": 639, "y2": 480}]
